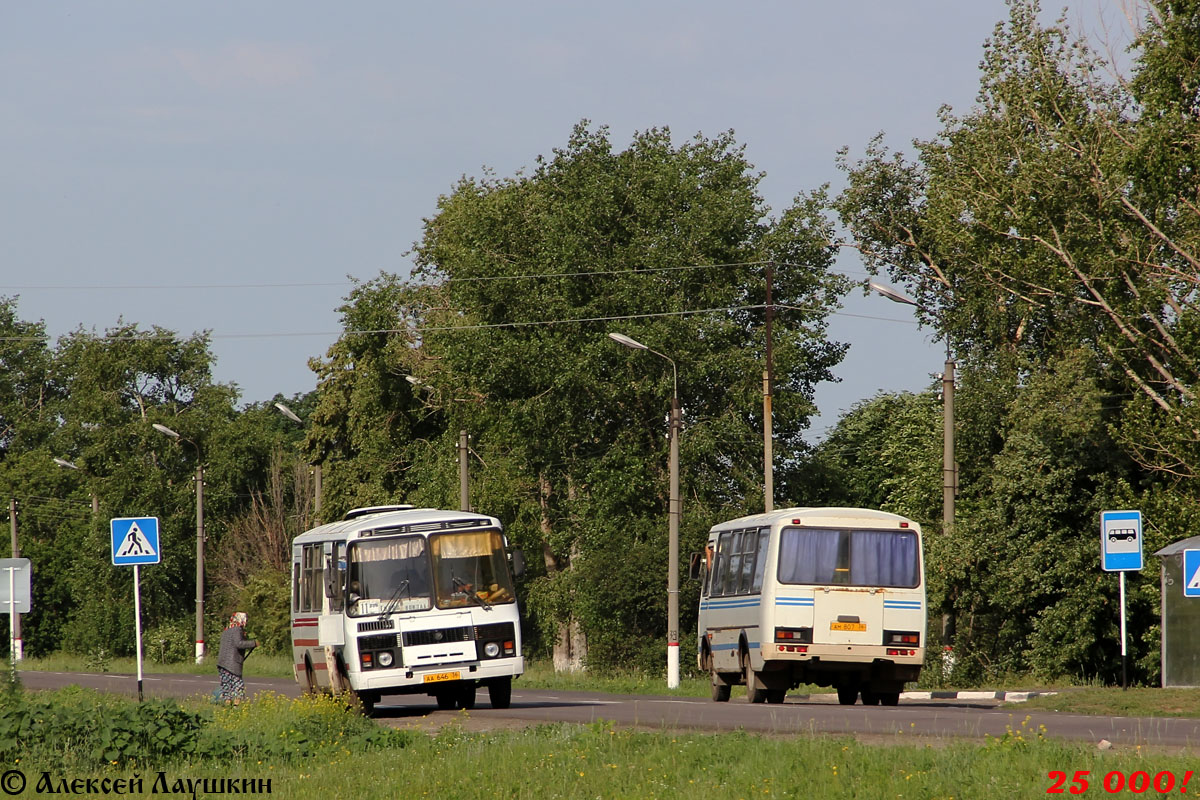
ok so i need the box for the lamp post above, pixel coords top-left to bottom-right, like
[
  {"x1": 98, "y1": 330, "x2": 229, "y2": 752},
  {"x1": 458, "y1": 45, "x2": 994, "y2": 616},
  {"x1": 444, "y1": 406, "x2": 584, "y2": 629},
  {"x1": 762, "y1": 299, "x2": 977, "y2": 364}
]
[
  {"x1": 274, "y1": 402, "x2": 323, "y2": 520},
  {"x1": 152, "y1": 423, "x2": 206, "y2": 664},
  {"x1": 870, "y1": 282, "x2": 957, "y2": 646},
  {"x1": 607, "y1": 332, "x2": 681, "y2": 689}
]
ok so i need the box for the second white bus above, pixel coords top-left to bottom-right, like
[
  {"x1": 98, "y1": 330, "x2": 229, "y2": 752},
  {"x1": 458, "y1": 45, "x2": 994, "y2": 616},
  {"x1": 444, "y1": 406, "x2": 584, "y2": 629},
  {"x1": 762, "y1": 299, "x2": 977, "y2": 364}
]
[
  {"x1": 291, "y1": 505, "x2": 524, "y2": 713},
  {"x1": 693, "y1": 507, "x2": 925, "y2": 706}
]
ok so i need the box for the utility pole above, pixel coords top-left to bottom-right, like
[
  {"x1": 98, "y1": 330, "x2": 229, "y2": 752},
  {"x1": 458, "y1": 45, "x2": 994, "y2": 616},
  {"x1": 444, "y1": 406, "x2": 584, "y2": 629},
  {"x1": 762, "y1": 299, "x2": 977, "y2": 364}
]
[
  {"x1": 9, "y1": 499, "x2": 20, "y2": 661},
  {"x1": 459, "y1": 430, "x2": 470, "y2": 512},
  {"x1": 763, "y1": 261, "x2": 775, "y2": 513},
  {"x1": 942, "y1": 350, "x2": 956, "y2": 647}
]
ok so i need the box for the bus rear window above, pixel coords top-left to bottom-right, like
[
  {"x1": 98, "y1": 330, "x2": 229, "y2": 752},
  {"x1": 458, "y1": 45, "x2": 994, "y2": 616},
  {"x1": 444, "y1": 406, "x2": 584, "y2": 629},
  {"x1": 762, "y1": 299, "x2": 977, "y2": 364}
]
[{"x1": 777, "y1": 527, "x2": 919, "y2": 588}]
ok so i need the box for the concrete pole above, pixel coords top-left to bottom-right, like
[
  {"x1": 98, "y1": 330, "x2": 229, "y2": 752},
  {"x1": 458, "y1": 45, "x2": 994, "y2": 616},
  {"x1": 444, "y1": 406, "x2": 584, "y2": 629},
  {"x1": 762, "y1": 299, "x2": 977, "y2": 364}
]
[
  {"x1": 9, "y1": 499, "x2": 19, "y2": 661},
  {"x1": 668, "y1": 397, "x2": 681, "y2": 689},
  {"x1": 763, "y1": 371, "x2": 774, "y2": 513},
  {"x1": 459, "y1": 430, "x2": 470, "y2": 512},
  {"x1": 195, "y1": 464, "x2": 205, "y2": 664},
  {"x1": 942, "y1": 356, "x2": 956, "y2": 647}
]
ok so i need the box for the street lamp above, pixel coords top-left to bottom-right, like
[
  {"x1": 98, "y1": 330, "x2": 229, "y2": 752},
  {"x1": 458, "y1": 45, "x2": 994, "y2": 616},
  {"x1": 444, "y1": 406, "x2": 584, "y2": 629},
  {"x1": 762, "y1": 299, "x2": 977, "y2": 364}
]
[
  {"x1": 607, "y1": 332, "x2": 681, "y2": 689},
  {"x1": 869, "y1": 282, "x2": 957, "y2": 646},
  {"x1": 152, "y1": 422, "x2": 206, "y2": 664},
  {"x1": 274, "y1": 402, "x2": 323, "y2": 519}
]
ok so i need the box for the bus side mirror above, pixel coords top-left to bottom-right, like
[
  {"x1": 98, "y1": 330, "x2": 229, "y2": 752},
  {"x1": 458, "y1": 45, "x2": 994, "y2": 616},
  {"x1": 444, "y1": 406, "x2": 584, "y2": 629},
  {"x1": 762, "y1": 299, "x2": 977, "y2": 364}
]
[
  {"x1": 511, "y1": 548, "x2": 525, "y2": 579},
  {"x1": 688, "y1": 552, "x2": 703, "y2": 581}
]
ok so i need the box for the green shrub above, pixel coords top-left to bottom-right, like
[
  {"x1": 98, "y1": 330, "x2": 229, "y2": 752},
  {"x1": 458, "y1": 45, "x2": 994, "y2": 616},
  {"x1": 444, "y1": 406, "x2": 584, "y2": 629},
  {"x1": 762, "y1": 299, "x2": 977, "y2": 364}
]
[{"x1": 0, "y1": 688, "x2": 413, "y2": 770}]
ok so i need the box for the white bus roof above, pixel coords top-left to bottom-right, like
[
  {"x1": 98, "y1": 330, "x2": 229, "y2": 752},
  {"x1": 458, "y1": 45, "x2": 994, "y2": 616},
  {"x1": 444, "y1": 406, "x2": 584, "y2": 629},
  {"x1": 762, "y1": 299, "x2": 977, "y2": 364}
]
[
  {"x1": 707, "y1": 506, "x2": 920, "y2": 532},
  {"x1": 292, "y1": 506, "x2": 502, "y2": 546}
]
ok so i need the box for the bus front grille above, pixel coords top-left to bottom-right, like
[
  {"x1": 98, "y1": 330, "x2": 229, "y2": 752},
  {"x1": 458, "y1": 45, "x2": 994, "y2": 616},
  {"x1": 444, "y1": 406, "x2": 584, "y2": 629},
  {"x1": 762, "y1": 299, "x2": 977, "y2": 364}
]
[
  {"x1": 403, "y1": 626, "x2": 473, "y2": 647},
  {"x1": 357, "y1": 619, "x2": 395, "y2": 633}
]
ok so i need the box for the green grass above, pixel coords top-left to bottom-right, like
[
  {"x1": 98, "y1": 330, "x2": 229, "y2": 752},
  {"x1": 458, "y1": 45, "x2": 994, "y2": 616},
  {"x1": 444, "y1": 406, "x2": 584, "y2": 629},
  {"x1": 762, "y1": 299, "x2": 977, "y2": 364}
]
[
  {"x1": 1013, "y1": 687, "x2": 1200, "y2": 719},
  {"x1": 7, "y1": 702, "x2": 1198, "y2": 799},
  {"x1": 12, "y1": 651, "x2": 295, "y2": 679}
]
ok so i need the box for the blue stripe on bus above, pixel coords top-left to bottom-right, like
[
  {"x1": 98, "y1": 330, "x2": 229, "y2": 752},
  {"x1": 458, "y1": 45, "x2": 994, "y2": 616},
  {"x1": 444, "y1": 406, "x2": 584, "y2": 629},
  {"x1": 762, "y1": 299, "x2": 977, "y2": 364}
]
[
  {"x1": 774, "y1": 598, "x2": 814, "y2": 607},
  {"x1": 701, "y1": 599, "x2": 762, "y2": 610},
  {"x1": 711, "y1": 641, "x2": 757, "y2": 652},
  {"x1": 883, "y1": 601, "x2": 923, "y2": 609}
]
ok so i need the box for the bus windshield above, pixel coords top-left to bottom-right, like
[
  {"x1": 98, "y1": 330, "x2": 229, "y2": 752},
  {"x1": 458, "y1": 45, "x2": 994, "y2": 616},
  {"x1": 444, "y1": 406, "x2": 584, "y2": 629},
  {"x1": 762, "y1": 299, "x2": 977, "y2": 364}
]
[
  {"x1": 777, "y1": 527, "x2": 919, "y2": 588},
  {"x1": 430, "y1": 530, "x2": 516, "y2": 609},
  {"x1": 347, "y1": 536, "x2": 433, "y2": 615}
]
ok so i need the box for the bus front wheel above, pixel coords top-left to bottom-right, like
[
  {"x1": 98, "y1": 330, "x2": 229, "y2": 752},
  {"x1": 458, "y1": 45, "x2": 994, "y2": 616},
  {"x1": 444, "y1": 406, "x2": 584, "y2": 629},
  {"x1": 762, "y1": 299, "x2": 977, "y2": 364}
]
[
  {"x1": 488, "y1": 677, "x2": 512, "y2": 709},
  {"x1": 457, "y1": 683, "x2": 477, "y2": 710}
]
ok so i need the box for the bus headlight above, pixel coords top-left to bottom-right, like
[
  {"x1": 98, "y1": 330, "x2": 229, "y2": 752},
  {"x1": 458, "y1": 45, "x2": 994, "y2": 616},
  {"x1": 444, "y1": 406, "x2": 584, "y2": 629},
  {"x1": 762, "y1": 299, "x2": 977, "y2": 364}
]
[
  {"x1": 483, "y1": 642, "x2": 500, "y2": 658},
  {"x1": 378, "y1": 651, "x2": 394, "y2": 668}
]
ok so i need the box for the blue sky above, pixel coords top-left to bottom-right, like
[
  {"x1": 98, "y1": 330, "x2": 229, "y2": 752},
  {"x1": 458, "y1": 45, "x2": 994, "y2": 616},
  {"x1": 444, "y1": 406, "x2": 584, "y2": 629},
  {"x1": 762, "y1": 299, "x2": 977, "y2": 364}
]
[{"x1": 0, "y1": 2, "x2": 1127, "y2": 438}]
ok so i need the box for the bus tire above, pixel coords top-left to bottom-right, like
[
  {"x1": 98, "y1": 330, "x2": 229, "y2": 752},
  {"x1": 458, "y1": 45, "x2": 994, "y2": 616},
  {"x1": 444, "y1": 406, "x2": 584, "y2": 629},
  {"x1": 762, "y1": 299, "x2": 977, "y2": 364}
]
[
  {"x1": 435, "y1": 692, "x2": 456, "y2": 709},
  {"x1": 766, "y1": 689, "x2": 786, "y2": 704},
  {"x1": 488, "y1": 677, "x2": 512, "y2": 709},
  {"x1": 836, "y1": 686, "x2": 858, "y2": 705},
  {"x1": 711, "y1": 669, "x2": 732, "y2": 702},
  {"x1": 879, "y1": 692, "x2": 900, "y2": 706},
  {"x1": 457, "y1": 683, "x2": 477, "y2": 710},
  {"x1": 743, "y1": 655, "x2": 767, "y2": 704},
  {"x1": 860, "y1": 690, "x2": 881, "y2": 706},
  {"x1": 354, "y1": 690, "x2": 377, "y2": 716},
  {"x1": 303, "y1": 656, "x2": 320, "y2": 695}
]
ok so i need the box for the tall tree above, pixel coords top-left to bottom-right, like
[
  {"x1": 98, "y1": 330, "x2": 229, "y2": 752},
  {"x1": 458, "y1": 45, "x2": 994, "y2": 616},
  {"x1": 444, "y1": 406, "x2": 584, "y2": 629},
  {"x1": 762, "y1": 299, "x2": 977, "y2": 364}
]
[{"x1": 397, "y1": 122, "x2": 848, "y2": 671}]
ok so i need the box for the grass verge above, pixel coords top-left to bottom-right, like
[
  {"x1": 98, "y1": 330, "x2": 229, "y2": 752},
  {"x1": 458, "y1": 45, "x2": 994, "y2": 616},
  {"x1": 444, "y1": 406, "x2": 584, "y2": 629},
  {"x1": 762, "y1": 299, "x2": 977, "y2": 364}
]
[{"x1": 4, "y1": 688, "x2": 1197, "y2": 799}]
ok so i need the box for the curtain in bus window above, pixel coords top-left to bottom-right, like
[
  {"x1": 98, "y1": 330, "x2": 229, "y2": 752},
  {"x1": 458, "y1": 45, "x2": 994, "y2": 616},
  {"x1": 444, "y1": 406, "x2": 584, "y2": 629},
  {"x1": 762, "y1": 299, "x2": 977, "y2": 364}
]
[
  {"x1": 778, "y1": 528, "x2": 840, "y2": 584},
  {"x1": 431, "y1": 532, "x2": 493, "y2": 559},
  {"x1": 849, "y1": 531, "x2": 918, "y2": 587}
]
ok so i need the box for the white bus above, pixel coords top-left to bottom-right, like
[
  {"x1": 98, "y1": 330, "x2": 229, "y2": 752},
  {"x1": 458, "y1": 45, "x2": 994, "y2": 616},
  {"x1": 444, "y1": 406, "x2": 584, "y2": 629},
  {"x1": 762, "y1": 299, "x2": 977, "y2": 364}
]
[
  {"x1": 693, "y1": 507, "x2": 925, "y2": 706},
  {"x1": 291, "y1": 505, "x2": 524, "y2": 713}
]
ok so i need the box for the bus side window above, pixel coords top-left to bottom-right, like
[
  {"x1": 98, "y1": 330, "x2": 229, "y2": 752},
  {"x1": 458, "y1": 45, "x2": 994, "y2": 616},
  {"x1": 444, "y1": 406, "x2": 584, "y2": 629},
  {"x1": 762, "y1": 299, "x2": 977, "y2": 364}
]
[
  {"x1": 723, "y1": 532, "x2": 743, "y2": 596},
  {"x1": 301, "y1": 544, "x2": 323, "y2": 612},
  {"x1": 737, "y1": 529, "x2": 759, "y2": 594},
  {"x1": 749, "y1": 528, "x2": 770, "y2": 593},
  {"x1": 714, "y1": 532, "x2": 735, "y2": 596}
]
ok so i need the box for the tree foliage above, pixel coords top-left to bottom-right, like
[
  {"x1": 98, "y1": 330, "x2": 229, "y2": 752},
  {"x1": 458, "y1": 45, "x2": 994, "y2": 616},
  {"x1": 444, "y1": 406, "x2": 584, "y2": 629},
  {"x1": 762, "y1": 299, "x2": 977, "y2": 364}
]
[{"x1": 830, "y1": 0, "x2": 1200, "y2": 683}]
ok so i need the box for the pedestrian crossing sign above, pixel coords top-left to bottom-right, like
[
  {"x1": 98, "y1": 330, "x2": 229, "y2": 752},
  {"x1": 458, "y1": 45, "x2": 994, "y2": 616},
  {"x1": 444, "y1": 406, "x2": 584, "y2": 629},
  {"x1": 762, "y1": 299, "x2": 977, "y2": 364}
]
[
  {"x1": 111, "y1": 517, "x2": 161, "y2": 566},
  {"x1": 1184, "y1": 550, "x2": 1200, "y2": 598}
]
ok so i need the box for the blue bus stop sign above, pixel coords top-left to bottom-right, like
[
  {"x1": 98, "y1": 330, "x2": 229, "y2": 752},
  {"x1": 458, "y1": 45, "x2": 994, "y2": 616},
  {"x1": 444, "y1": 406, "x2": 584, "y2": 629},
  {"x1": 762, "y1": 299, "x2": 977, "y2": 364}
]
[{"x1": 1101, "y1": 510, "x2": 1143, "y2": 572}]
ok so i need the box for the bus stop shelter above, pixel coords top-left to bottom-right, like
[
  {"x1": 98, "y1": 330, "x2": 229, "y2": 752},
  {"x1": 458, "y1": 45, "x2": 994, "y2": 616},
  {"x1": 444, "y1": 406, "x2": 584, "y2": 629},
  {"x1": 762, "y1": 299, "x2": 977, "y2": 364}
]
[{"x1": 1156, "y1": 536, "x2": 1200, "y2": 687}]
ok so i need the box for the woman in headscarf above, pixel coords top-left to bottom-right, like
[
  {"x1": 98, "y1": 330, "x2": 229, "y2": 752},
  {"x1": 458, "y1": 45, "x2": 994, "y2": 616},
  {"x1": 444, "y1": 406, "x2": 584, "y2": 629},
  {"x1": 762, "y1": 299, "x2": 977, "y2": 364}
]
[{"x1": 216, "y1": 611, "x2": 258, "y2": 705}]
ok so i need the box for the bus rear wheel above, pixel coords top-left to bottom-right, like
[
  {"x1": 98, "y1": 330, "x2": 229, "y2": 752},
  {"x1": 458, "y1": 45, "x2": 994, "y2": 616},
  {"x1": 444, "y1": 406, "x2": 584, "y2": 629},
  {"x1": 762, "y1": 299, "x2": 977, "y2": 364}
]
[
  {"x1": 879, "y1": 692, "x2": 900, "y2": 706},
  {"x1": 488, "y1": 677, "x2": 512, "y2": 709},
  {"x1": 836, "y1": 686, "x2": 858, "y2": 705},
  {"x1": 743, "y1": 655, "x2": 767, "y2": 704}
]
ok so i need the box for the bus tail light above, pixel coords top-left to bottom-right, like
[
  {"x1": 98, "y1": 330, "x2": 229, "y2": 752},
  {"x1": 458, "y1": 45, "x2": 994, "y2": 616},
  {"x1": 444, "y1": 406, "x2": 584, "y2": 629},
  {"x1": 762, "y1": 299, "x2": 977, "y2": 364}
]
[
  {"x1": 885, "y1": 631, "x2": 920, "y2": 646},
  {"x1": 775, "y1": 627, "x2": 812, "y2": 644}
]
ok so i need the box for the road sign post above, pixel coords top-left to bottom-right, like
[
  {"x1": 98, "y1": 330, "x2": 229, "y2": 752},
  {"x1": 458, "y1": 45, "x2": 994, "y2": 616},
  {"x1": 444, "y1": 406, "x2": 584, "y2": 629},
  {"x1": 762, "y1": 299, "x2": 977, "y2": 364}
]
[
  {"x1": 1, "y1": 558, "x2": 31, "y2": 684},
  {"x1": 111, "y1": 517, "x2": 160, "y2": 701},
  {"x1": 1101, "y1": 510, "x2": 1143, "y2": 690}
]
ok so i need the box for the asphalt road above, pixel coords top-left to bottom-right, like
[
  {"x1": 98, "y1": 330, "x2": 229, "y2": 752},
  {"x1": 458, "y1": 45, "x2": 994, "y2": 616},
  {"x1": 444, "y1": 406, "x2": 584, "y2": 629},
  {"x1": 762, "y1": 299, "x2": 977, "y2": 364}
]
[{"x1": 18, "y1": 670, "x2": 1200, "y2": 749}]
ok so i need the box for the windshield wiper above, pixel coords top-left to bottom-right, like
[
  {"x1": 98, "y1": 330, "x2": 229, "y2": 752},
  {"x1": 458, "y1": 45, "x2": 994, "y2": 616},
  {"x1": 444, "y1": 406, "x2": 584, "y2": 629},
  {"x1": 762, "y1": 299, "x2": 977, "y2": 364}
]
[{"x1": 379, "y1": 579, "x2": 410, "y2": 617}]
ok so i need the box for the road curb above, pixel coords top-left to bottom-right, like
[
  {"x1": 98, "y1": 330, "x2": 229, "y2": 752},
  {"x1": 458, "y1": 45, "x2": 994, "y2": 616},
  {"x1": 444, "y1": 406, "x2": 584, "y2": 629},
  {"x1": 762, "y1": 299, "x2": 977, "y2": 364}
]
[{"x1": 903, "y1": 689, "x2": 1057, "y2": 702}]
